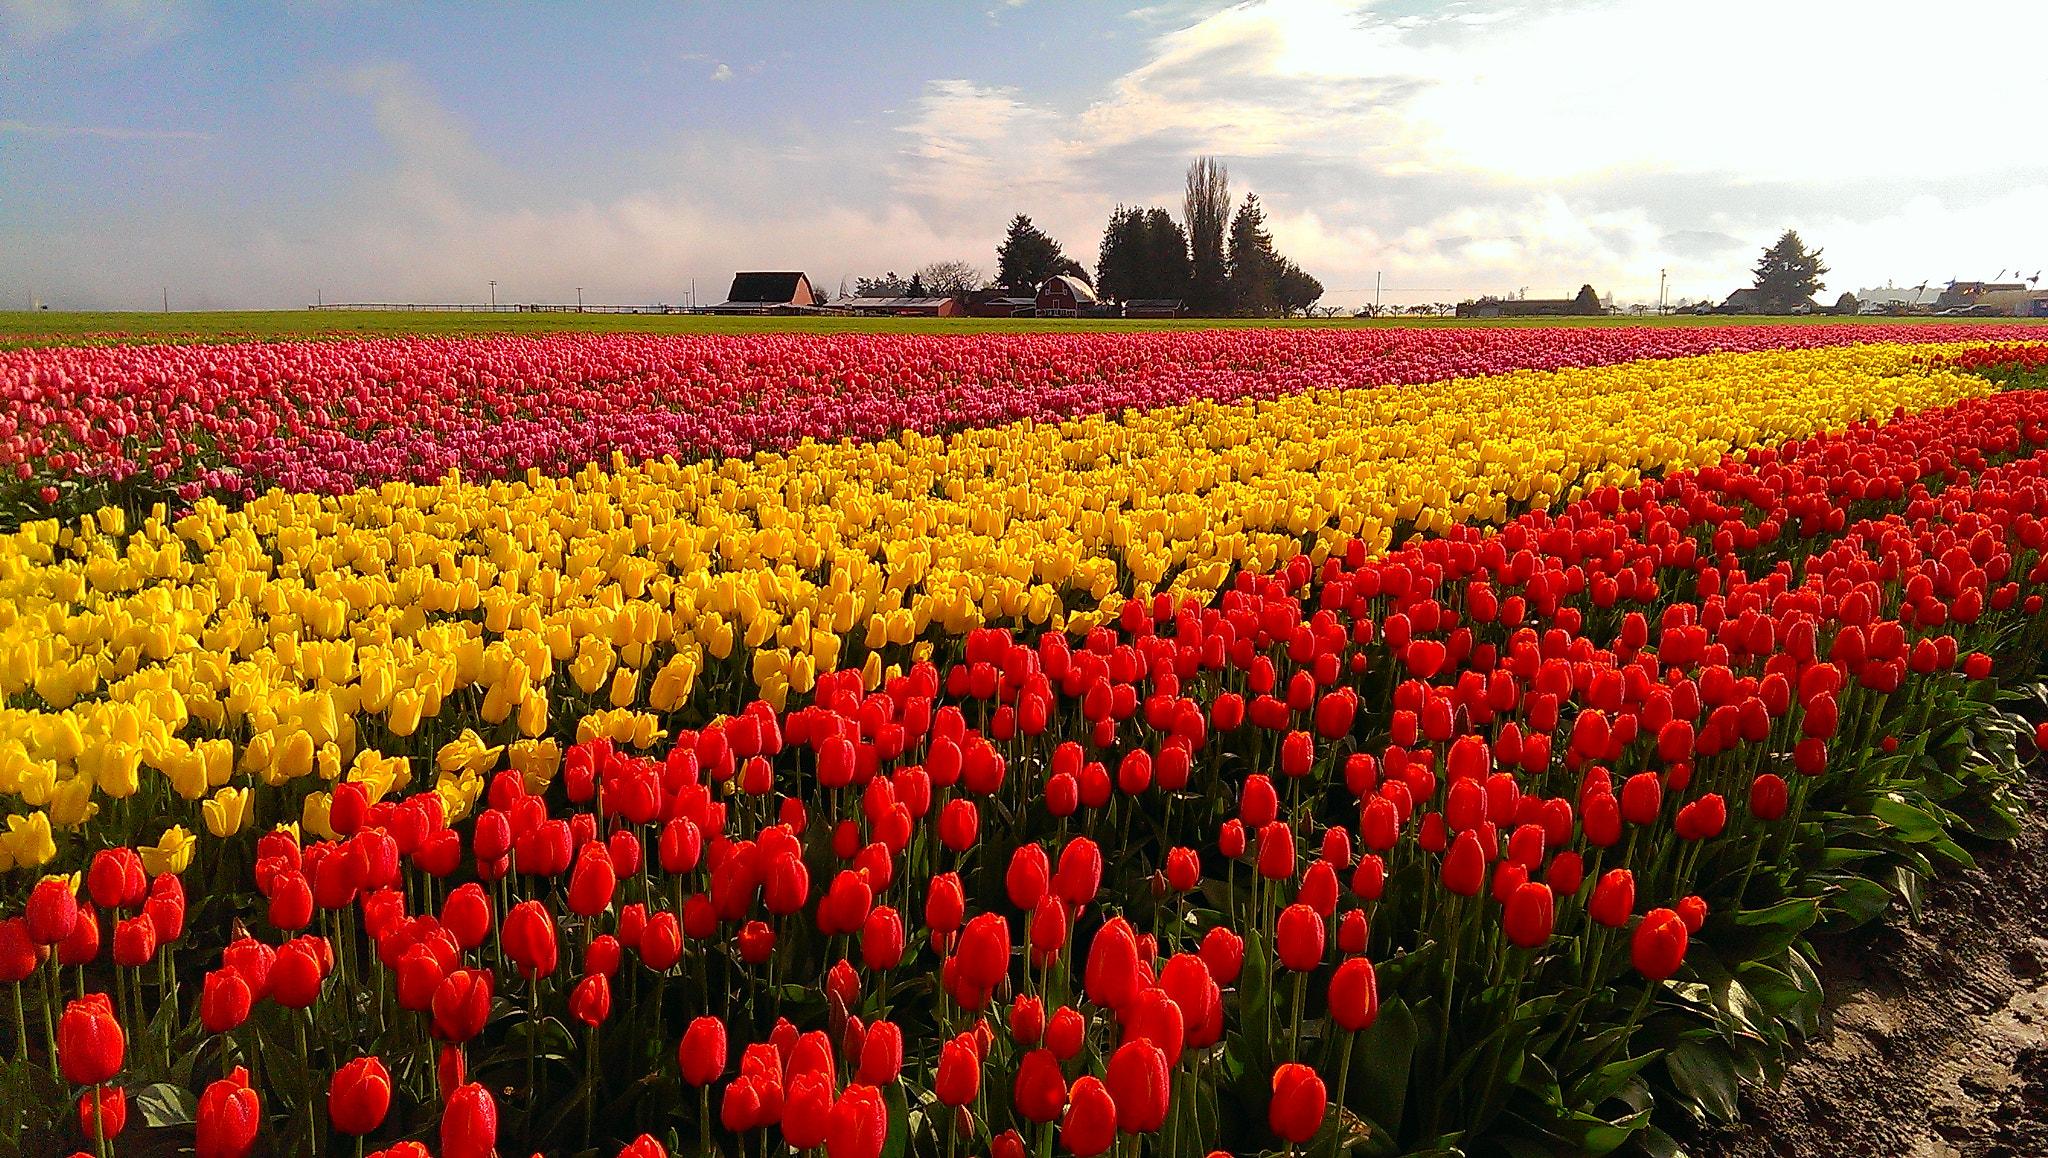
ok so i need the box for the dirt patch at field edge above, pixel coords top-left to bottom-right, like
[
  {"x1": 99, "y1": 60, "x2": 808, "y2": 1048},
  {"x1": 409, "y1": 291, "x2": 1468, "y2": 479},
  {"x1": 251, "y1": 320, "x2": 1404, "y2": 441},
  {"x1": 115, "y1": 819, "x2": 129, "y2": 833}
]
[{"x1": 1691, "y1": 763, "x2": 2048, "y2": 1158}]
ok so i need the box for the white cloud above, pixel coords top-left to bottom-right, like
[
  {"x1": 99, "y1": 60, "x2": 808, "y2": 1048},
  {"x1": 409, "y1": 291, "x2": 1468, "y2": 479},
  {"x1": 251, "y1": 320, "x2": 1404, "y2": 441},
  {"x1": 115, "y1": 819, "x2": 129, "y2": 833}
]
[{"x1": 12, "y1": 1, "x2": 2045, "y2": 311}]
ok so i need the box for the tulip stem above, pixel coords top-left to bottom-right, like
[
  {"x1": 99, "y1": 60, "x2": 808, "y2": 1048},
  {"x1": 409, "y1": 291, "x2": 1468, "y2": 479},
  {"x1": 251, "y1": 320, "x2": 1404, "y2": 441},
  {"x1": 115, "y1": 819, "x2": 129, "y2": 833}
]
[
  {"x1": 297, "y1": 1011, "x2": 319, "y2": 1158},
  {"x1": 1329, "y1": 1031, "x2": 1356, "y2": 1158},
  {"x1": 93, "y1": 1083, "x2": 110, "y2": 1158},
  {"x1": 41, "y1": 957, "x2": 60, "y2": 1080},
  {"x1": 11, "y1": 982, "x2": 26, "y2": 1064},
  {"x1": 700, "y1": 1082, "x2": 711, "y2": 1158},
  {"x1": 1291, "y1": 970, "x2": 1307, "y2": 1064}
]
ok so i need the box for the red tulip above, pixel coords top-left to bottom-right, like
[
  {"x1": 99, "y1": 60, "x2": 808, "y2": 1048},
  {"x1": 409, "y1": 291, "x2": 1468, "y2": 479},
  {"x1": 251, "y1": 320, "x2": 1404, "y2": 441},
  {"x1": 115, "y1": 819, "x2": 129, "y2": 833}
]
[
  {"x1": 58, "y1": 993, "x2": 125, "y2": 1084},
  {"x1": 939, "y1": 798, "x2": 979, "y2": 851},
  {"x1": 144, "y1": 873, "x2": 186, "y2": 944},
  {"x1": 857, "y1": 1019, "x2": 903, "y2": 1085},
  {"x1": 272, "y1": 939, "x2": 324, "y2": 1008},
  {"x1": 935, "y1": 1034, "x2": 981, "y2": 1106},
  {"x1": 1047, "y1": 1005, "x2": 1087, "y2": 1060},
  {"x1": 1006, "y1": 844, "x2": 1050, "y2": 910},
  {"x1": 196, "y1": 1067, "x2": 260, "y2": 1158},
  {"x1": 431, "y1": 968, "x2": 492, "y2": 1043},
  {"x1": 1269, "y1": 1062, "x2": 1327, "y2": 1144},
  {"x1": 201, "y1": 968, "x2": 253, "y2": 1033},
  {"x1": 0, "y1": 917, "x2": 40, "y2": 983},
  {"x1": 78, "y1": 1085, "x2": 127, "y2": 1141},
  {"x1": 221, "y1": 937, "x2": 274, "y2": 999},
  {"x1": 1588, "y1": 869, "x2": 1635, "y2": 929},
  {"x1": 570, "y1": 971, "x2": 611, "y2": 1026},
  {"x1": 27, "y1": 876, "x2": 80, "y2": 945},
  {"x1": 1199, "y1": 926, "x2": 1244, "y2": 984},
  {"x1": 957, "y1": 912, "x2": 1011, "y2": 991},
  {"x1": 1749, "y1": 773, "x2": 1789, "y2": 821},
  {"x1": 680, "y1": 1016, "x2": 727, "y2": 1086},
  {"x1": 619, "y1": 1135, "x2": 667, "y2": 1158},
  {"x1": 1010, "y1": 994, "x2": 1045, "y2": 1045},
  {"x1": 1085, "y1": 917, "x2": 1143, "y2": 1010},
  {"x1": 438, "y1": 1046, "x2": 466, "y2": 1102},
  {"x1": 1442, "y1": 829, "x2": 1486, "y2": 897},
  {"x1": 441, "y1": 1083, "x2": 497, "y2": 1158},
  {"x1": 268, "y1": 870, "x2": 314, "y2": 931},
  {"x1": 504, "y1": 900, "x2": 558, "y2": 979},
  {"x1": 640, "y1": 910, "x2": 683, "y2": 971},
  {"x1": 1106, "y1": 1040, "x2": 1171, "y2": 1133},
  {"x1": 330, "y1": 1055, "x2": 393, "y2": 1136},
  {"x1": 112, "y1": 915, "x2": 157, "y2": 968},
  {"x1": 1061, "y1": 1075, "x2": 1119, "y2": 1157},
  {"x1": 1329, "y1": 957, "x2": 1379, "y2": 1032},
  {"x1": 1503, "y1": 882, "x2": 1554, "y2": 948},
  {"x1": 1014, "y1": 1048, "x2": 1069, "y2": 1122},
  {"x1": 1055, "y1": 837, "x2": 1103, "y2": 905},
  {"x1": 1276, "y1": 903, "x2": 1325, "y2": 972},
  {"x1": 441, "y1": 883, "x2": 493, "y2": 949},
  {"x1": 784, "y1": 1072, "x2": 833, "y2": 1149},
  {"x1": 88, "y1": 849, "x2": 148, "y2": 912},
  {"x1": 1632, "y1": 908, "x2": 1689, "y2": 981},
  {"x1": 826, "y1": 1084, "x2": 887, "y2": 1158}
]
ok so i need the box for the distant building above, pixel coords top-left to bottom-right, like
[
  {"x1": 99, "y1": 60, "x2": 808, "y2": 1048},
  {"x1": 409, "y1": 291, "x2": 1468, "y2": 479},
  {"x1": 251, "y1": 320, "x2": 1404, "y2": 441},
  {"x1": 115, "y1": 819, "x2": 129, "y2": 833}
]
[
  {"x1": 842, "y1": 296, "x2": 963, "y2": 317},
  {"x1": 1455, "y1": 285, "x2": 1603, "y2": 318},
  {"x1": 1935, "y1": 281, "x2": 2035, "y2": 315},
  {"x1": 1856, "y1": 284, "x2": 1940, "y2": 308},
  {"x1": 962, "y1": 289, "x2": 1039, "y2": 318},
  {"x1": 707, "y1": 272, "x2": 822, "y2": 315},
  {"x1": 1712, "y1": 287, "x2": 1819, "y2": 315},
  {"x1": 1035, "y1": 275, "x2": 1099, "y2": 317},
  {"x1": 1122, "y1": 299, "x2": 1185, "y2": 319}
]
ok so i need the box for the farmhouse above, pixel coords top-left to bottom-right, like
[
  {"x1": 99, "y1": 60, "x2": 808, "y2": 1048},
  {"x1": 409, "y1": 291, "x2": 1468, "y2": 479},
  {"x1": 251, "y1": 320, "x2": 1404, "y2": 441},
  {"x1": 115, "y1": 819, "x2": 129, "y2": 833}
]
[{"x1": 707, "y1": 271, "x2": 823, "y2": 315}]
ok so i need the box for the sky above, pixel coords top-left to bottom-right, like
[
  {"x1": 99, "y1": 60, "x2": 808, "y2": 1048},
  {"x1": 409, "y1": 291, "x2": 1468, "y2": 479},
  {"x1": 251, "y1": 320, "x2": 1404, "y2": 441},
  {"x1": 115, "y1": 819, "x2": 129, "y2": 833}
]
[{"x1": 3, "y1": 0, "x2": 2044, "y2": 312}]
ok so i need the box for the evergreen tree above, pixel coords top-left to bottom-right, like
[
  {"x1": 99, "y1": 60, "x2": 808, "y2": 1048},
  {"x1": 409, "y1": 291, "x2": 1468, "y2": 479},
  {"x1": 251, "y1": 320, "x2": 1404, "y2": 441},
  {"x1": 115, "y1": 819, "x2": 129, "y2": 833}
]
[
  {"x1": 996, "y1": 214, "x2": 1086, "y2": 290},
  {"x1": 1096, "y1": 206, "x2": 1193, "y2": 303},
  {"x1": 1183, "y1": 157, "x2": 1231, "y2": 314},
  {"x1": 1274, "y1": 259, "x2": 1324, "y2": 317},
  {"x1": 1225, "y1": 194, "x2": 1280, "y2": 316},
  {"x1": 1751, "y1": 230, "x2": 1828, "y2": 311},
  {"x1": 1141, "y1": 208, "x2": 1193, "y2": 302},
  {"x1": 1095, "y1": 206, "x2": 1148, "y2": 303}
]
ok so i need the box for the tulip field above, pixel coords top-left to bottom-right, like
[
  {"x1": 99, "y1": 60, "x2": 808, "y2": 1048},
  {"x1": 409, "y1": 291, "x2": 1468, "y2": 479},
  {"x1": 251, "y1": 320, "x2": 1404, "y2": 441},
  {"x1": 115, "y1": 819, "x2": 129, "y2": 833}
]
[{"x1": 3, "y1": 322, "x2": 2048, "y2": 1158}]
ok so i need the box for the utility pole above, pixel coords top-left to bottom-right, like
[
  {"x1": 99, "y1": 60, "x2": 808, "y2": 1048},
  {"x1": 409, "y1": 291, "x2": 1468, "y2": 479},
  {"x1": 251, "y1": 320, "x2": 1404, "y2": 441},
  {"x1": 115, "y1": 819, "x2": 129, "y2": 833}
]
[
  {"x1": 1374, "y1": 272, "x2": 1381, "y2": 315},
  {"x1": 1659, "y1": 269, "x2": 1667, "y2": 315},
  {"x1": 489, "y1": 280, "x2": 497, "y2": 309},
  {"x1": 163, "y1": 287, "x2": 169, "y2": 313},
  {"x1": 577, "y1": 287, "x2": 584, "y2": 312}
]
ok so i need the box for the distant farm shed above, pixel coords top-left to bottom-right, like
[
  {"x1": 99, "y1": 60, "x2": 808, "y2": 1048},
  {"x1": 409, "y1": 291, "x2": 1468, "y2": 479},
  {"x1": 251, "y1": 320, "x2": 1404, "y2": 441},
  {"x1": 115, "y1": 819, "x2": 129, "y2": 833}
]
[
  {"x1": 708, "y1": 272, "x2": 822, "y2": 315},
  {"x1": 963, "y1": 289, "x2": 1039, "y2": 318},
  {"x1": 1455, "y1": 285, "x2": 1604, "y2": 318},
  {"x1": 1122, "y1": 299, "x2": 1185, "y2": 318},
  {"x1": 844, "y1": 296, "x2": 963, "y2": 317}
]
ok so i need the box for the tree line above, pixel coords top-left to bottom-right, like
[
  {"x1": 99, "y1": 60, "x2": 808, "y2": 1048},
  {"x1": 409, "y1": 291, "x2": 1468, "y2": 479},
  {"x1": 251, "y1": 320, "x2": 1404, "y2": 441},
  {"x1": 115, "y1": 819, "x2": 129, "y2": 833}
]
[{"x1": 854, "y1": 157, "x2": 1324, "y2": 317}]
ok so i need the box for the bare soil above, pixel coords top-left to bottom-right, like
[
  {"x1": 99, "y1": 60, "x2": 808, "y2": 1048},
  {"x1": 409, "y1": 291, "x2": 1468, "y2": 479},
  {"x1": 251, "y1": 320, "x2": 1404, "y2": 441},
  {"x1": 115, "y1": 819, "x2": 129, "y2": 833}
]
[{"x1": 1692, "y1": 766, "x2": 2048, "y2": 1158}]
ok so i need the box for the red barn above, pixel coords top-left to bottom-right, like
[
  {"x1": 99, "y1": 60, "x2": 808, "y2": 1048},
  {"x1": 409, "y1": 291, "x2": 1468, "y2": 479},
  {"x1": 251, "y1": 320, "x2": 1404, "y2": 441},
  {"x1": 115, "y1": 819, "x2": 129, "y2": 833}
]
[{"x1": 1034, "y1": 275, "x2": 1098, "y2": 317}]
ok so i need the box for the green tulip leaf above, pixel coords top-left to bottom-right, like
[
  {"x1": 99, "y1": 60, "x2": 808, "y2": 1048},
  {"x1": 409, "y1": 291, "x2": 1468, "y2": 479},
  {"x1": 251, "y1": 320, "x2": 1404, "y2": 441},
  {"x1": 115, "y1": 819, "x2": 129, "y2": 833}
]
[{"x1": 134, "y1": 1081, "x2": 199, "y2": 1127}]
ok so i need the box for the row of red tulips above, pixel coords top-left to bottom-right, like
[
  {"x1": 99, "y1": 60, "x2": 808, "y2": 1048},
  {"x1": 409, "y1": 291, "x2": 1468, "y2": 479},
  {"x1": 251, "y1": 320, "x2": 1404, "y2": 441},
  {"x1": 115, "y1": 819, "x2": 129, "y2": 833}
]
[
  {"x1": 4, "y1": 326, "x2": 2038, "y2": 517},
  {"x1": 5, "y1": 379, "x2": 2048, "y2": 1157}
]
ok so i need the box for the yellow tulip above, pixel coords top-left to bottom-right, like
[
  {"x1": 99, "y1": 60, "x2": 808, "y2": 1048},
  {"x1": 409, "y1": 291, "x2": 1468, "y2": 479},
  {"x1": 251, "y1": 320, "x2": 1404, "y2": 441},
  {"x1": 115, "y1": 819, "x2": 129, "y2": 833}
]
[
  {"x1": 4, "y1": 811, "x2": 56, "y2": 868},
  {"x1": 48, "y1": 776, "x2": 97, "y2": 829},
  {"x1": 203, "y1": 786, "x2": 252, "y2": 838},
  {"x1": 302, "y1": 791, "x2": 337, "y2": 841},
  {"x1": 136, "y1": 825, "x2": 195, "y2": 875},
  {"x1": 436, "y1": 729, "x2": 503, "y2": 777}
]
